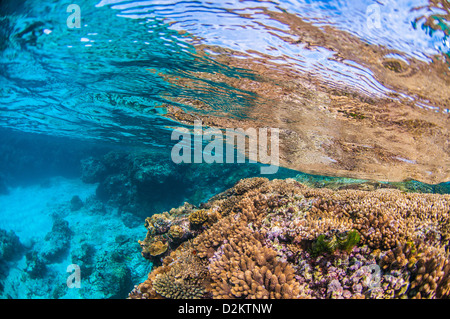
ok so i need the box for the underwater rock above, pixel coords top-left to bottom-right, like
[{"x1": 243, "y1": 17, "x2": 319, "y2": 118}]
[
  {"x1": 78, "y1": 150, "x2": 274, "y2": 220},
  {"x1": 70, "y1": 195, "x2": 84, "y2": 212},
  {"x1": 119, "y1": 210, "x2": 142, "y2": 229},
  {"x1": 96, "y1": 173, "x2": 137, "y2": 207},
  {"x1": 80, "y1": 157, "x2": 108, "y2": 184},
  {"x1": 40, "y1": 217, "x2": 73, "y2": 263},
  {"x1": 0, "y1": 229, "x2": 25, "y2": 291},
  {"x1": 89, "y1": 253, "x2": 132, "y2": 299},
  {"x1": 84, "y1": 195, "x2": 106, "y2": 215},
  {"x1": 0, "y1": 228, "x2": 24, "y2": 262},
  {"x1": 25, "y1": 251, "x2": 47, "y2": 279},
  {"x1": 70, "y1": 242, "x2": 96, "y2": 278},
  {"x1": 130, "y1": 178, "x2": 450, "y2": 299},
  {"x1": 102, "y1": 151, "x2": 129, "y2": 174},
  {"x1": 129, "y1": 153, "x2": 179, "y2": 186}
]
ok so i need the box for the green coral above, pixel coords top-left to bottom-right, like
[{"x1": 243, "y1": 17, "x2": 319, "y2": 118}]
[
  {"x1": 312, "y1": 230, "x2": 360, "y2": 256},
  {"x1": 336, "y1": 230, "x2": 361, "y2": 253}
]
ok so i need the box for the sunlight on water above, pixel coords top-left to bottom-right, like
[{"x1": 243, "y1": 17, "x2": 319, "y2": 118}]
[{"x1": 1, "y1": 0, "x2": 449, "y2": 183}]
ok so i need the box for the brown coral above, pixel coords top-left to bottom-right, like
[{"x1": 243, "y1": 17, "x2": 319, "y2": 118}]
[
  {"x1": 152, "y1": 247, "x2": 208, "y2": 299},
  {"x1": 379, "y1": 241, "x2": 420, "y2": 271},
  {"x1": 144, "y1": 212, "x2": 173, "y2": 235},
  {"x1": 131, "y1": 177, "x2": 450, "y2": 299},
  {"x1": 145, "y1": 240, "x2": 168, "y2": 257},
  {"x1": 168, "y1": 225, "x2": 185, "y2": 241},
  {"x1": 207, "y1": 222, "x2": 304, "y2": 299},
  {"x1": 189, "y1": 209, "x2": 210, "y2": 227},
  {"x1": 410, "y1": 245, "x2": 450, "y2": 299}
]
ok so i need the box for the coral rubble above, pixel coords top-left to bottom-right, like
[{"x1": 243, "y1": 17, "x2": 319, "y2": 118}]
[{"x1": 130, "y1": 178, "x2": 450, "y2": 299}]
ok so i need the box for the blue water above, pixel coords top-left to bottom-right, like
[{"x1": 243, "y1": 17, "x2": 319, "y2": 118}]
[{"x1": 0, "y1": 0, "x2": 449, "y2": 298}]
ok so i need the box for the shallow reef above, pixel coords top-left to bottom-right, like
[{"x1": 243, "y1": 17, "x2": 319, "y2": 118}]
[{"x1": 129, "y1": 177, "x2": 450, "y2": 299}]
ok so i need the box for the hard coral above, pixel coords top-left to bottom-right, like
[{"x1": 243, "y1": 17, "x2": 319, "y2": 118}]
[
  {"x1": 189, "y1": 209, "x2": 210, "y2": 227},
  {"x1": 152, "y1": 247, "x2": 207, "y2": 299},
  {"x1": 208, "y1": 222, "x2": 304, "y2": 299},
  {"x1": 129, "y1": 241, "x2": 208, "y2": 299},
  {"x1": 409, "y1": 245, "x2": 450, "y2": 299},
  {"x1": 168, "y1": 225, "x2": 185, "y2": 241},
  {"x1": 131, "y1": 178, "x2": 450, "y2": 299},
  {"x1": 145, "y1": 212, "x2": 172, "y2": 234},
  {"x1": 139, "y1": 239, "x2": 168, "y2": 258}
]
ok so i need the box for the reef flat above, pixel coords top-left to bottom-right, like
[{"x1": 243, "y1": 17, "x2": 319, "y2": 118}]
[{"x1": 129, "y1": 177, "x2": 450, "y2": 299}]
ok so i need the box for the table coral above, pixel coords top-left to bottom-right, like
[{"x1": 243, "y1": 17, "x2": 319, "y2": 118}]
[{"x1": 130, "y1": 178, "x2": 450, "y2": 299}]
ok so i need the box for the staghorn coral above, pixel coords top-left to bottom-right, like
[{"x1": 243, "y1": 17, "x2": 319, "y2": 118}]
[
  {"x1": 378, "y1": 241, "x2": 420, "y2": 272},
  {"x1": 232, "y1": 177, "x2": 269, "y2": 195},
  {"x1": 131, "y1": 177, "x2": 450, "y2": 299}
]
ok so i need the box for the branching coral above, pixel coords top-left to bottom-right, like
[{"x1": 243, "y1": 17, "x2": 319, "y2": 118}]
[
  {"x1": 409, "y1": 245, "x2": 450, "y2": 299},
  {"x1": 129, "y1": 241, "x2": 209, "y2": 299},
  {"x1": 131, "y1": 177, "x2": 450, "y2": 299},
  {"x1": 152, "y1": 247, "x2": 208, "y2": 299},
  {"x1": 207, "y1": 222, "x2": 304, "y2": 299}
]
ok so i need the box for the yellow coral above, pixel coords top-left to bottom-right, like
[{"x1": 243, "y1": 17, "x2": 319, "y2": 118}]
[
  {"x1": 168, "y1": 225, "x2": 185, "y2": 240},
  {"x1": 146, "y1": 240, "x2": 168, "y2": 257},
  {"x1": 189, "y1": 209, "x2": 209, "y2": 226}
]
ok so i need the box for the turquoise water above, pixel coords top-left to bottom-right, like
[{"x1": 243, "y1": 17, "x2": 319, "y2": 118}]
[{"x1": 0, "y1": 0, "x2": 449, "y2": 298}]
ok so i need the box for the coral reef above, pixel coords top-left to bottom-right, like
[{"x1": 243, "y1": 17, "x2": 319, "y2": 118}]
[
  {"x1": 70, "y1": 195, "x2": 84, "y2": 212},
  {"x1": 80, "y1": 157, "x2": 108, "y2": 184},
  {"x1": 78, "y1": 150, "x2": 264, "y2": 219},
  {"x1": 0, "y1": 228, "x2": 24, "y2": 262},
  {"x1": 130, "y1": 177, "x2": 450, "y2": 299},
  {"x1": 152, "y1": 244, "x2": 208, "y2": 299},
  {"x1": 40, "y1": 217, "x2": 73, "y2": 263},
  {"x1": 88, "y1": 251, "x2": 132, "y2": 299},
  {"x1": 188, "y1": 209, "x2": 210, "y2": 227}
]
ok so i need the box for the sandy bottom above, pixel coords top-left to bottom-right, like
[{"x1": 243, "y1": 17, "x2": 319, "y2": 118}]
[{"x1": 0, "y1": 176, "x2": 151, "y2": 299}]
